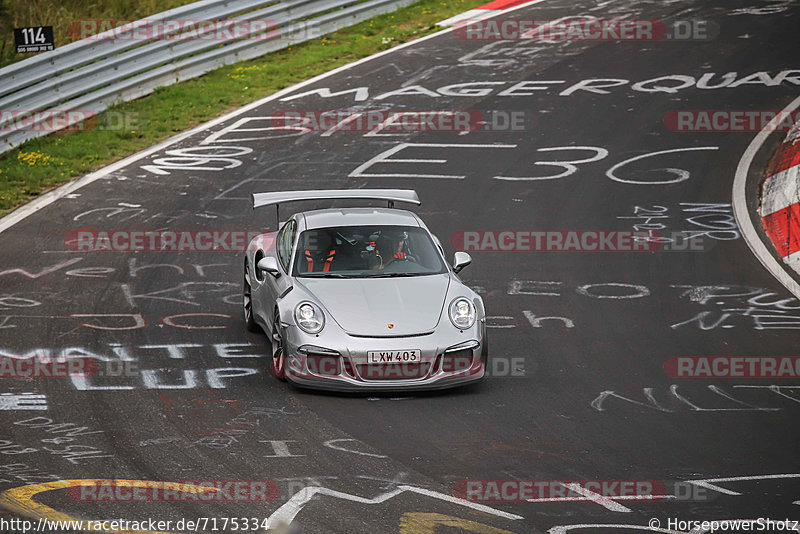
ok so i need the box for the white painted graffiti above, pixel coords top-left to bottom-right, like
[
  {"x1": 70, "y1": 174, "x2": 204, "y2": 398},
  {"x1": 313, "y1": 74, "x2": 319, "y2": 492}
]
[
  {"x1": 0, "y1": 345, "x2": 262, "y2": 391},
  {"x1": 495, "y1": 146, "x2": 608, "y2": 181},
  {"x1": 68, "y1": 312, "x2": 234, "y2": 330},
  {"x1": 0, "y1": 463, "x2": 62, "y2": 485},
  {"x1": 0, "y1": 343, "x2": 263, "y2": 363},
  {"x1": 0, "y1": 393, "x2": 47, "y2": 411},
  {"x1": 618, "y1": 203, "x2": 740, "y2": 242},
  {"x1": 604, "y1": 147, "x2": 719, "y2": 185},
  {"x1": 277, "y1": 71, "x2": 800, "y2": 103},
  {"x1": 0, "y1": 257, "x2": 238, "y2": 286},
  {"x1": 13, "y1": 417, "x2": 112, "y2": 464},
  {"x1": 729, "y1": 0, "x2": 795, "y2": 15},
  {"x1": 70, "y1": 204, "x2": 216, "y2": 225},
  {"x1": 347, "y1": 142, "x2": 718, "y2": 184},
  {"x1": 191, "y1": 407, "x2": 299, "y2": 450},
  {"x1": 73, "y1": 203, "x2": 147, "y2": 222},
  {"x1": 671, "y1": 284, "x2": 800, "y2": 330},
  {"x1": 0, "y1": 297, "x2": 41, "y2": 312},
  {"x1": 141, "y1": 145, "x2": 253, "y2": 175},
  {"x1": 591, "y1": 384, "x2": 800, "y2": 412},
  {"x1": 72, "y1": 367, "x2": 259, "y2": 391},
  {"x1": 493, "y1": 280, "x2": 800, "y2": 331},
  {"x1": 350, "y1": 142, "x2": 516, "y2": 180},
  {"x1": 120, "y1": 281, "x2": 237, "y2": 307},
  {"x1": 202, "y1": 116, "x2": 319, "y2": 144},
  {"x1": 0, "y1": 258, "x2": 83, "y2": 280},
  {"x1": 0, "y1": 440, "x2": 37, "y2": 456}
]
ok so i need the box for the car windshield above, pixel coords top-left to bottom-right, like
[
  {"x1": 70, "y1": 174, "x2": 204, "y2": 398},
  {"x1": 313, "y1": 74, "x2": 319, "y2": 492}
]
[{"x1": 292, "y1": 225, "x2": 447, "y2": 278}]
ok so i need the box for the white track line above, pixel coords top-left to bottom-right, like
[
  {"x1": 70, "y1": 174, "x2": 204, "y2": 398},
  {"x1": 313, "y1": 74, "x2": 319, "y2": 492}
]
[
  {"x1": 686, "y1": 473, "x2": 800, "y2": 496},
  {"x1": 0, "y1": 0, "x2": 548, "y2": 235},
  {"x1": 266, "y1": 484, "x2": 523, "y2": 528},
  {"x1": 526, "y1": 483, "x2": 633, "y2": 512},
  {"x1": 732, "y1": 94, "x2": 800, "y2": 299}
]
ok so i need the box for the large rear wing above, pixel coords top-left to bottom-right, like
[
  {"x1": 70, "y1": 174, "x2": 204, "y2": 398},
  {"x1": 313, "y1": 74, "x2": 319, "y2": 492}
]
[{"x1": 252, "y1": 189, "x2": 420, "y2": 209}]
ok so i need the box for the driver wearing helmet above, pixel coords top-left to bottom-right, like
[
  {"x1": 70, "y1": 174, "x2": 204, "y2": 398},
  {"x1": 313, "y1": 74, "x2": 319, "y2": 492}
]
[
  {"x1": 364, "y1": 229, "x2": 415, "y2": 270},
  {"x1": 386, "y1": 229, "x2": 414, "y2": 263}
]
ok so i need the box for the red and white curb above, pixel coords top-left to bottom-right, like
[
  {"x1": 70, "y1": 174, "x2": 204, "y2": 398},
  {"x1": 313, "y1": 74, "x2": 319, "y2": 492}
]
[
  {"x1": 437, "y1": 0, "x2": 540, "y2": 27},
  {"x1": 760, "y1": 120, "x2": 800, "y2": 273}
]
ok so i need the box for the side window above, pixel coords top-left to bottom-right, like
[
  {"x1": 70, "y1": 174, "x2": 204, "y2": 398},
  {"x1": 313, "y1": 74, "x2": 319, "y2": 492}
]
[
  {"x1": 277, "y1": 220, "x2": 296, "y2": 272},
  {"x1": 276, "y1": 223, "x2": 287, "y2": 271}
]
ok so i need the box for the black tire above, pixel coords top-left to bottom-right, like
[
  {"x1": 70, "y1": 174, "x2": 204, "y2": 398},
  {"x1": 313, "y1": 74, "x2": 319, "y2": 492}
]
[
  {"x1": 480, "y1": 327, "x2": 489, "y2": 381},
  {"x1": 270, "y1": 310, "x2": 287, "y2": 381},
  {"x1": 243, "y1": 261, "x2": 260, "y2": 333}
]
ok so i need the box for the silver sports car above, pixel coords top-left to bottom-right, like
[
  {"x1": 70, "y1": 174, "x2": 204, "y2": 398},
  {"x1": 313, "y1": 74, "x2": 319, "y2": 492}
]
[{"x1": 243, "y1": 189, "x2": 487, "y2": 391}]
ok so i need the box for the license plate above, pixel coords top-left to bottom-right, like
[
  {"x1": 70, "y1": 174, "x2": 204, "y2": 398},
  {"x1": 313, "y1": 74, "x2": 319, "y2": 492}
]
[{"x1": 367, "y1": 350, "x2": 420, "y2": 363}]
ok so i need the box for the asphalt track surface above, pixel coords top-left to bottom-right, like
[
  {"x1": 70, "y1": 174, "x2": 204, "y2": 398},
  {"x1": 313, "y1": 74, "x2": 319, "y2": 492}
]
[{"x1": 2, "y1": 0, "x2": 800, "y2": 532}]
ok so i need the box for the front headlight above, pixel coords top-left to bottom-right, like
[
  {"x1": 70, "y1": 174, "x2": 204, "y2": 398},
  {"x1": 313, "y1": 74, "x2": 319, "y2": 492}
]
[
  {"x1": 295, "y1": 302, "x2": 325, "y2": 334},
  {"x1": 449, "y1": 297, "x2": 476, "y2": 329}
]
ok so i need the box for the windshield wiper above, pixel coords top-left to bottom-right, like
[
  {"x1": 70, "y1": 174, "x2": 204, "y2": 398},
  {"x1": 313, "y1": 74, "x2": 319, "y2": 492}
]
[
  {"x1": 369, "y1": 272, "x2": 420, "y2": 278},
  {"x1": 301, "y1": 273, "x2": 350, "y2": 278}
]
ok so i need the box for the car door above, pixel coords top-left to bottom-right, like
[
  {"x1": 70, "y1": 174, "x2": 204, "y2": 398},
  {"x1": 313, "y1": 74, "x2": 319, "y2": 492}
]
[{"x1": 254, "y1": 218, "x2": 296, "y2": 332}]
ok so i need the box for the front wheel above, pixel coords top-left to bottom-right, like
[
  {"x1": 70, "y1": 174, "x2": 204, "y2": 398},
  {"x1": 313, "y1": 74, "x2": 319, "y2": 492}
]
[
  {"x1": 243, "y1": 262, "x2": 260, "y2": 333},
  {"x1": 480, "y1": 328, "x2": 489, "y2": 380},
  {"x1": 270, "y1": 310, "x2": 287, "y2": 381}
]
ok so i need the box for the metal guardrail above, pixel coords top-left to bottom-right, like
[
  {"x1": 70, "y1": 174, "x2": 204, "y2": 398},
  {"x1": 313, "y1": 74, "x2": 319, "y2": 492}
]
[{"x1": 0, "y1": 0, "x2": 416, "y2": 153}]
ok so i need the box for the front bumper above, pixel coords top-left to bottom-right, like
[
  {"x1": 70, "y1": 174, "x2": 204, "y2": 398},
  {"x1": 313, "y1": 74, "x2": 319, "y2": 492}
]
[{"x1": 280, "y1": 321, "x2": 487, "y2": 392}]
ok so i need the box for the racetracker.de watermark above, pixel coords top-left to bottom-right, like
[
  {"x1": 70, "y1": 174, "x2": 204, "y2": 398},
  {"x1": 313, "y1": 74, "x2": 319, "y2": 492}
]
[
  {"x1": 64, "y1": 229, "x2": 274, "y2": 252},
  {"x1": 450, "y1": 230, "x2": 705, "y2": 252},
  {"x1": 664, "y1": 356, "x2": 800, "y2": 378},
  {"x1": 268, "y1": 110, "x2": 525, "y2": 133},
  {"x1": 453, "y1": 18, "x2": 717, "y2": 41},
  {"x1": 665, "y1": 110, "x2": 800, "y2": 132},
  {"x1": 0, "y1": 358, "x2": 138, "y2": 379},
  {"x1": 300, "y1": 355, "x2": 524, "y2": 378},
  {"x1": 454, "y1": 480, "x2": 667, "y2": 502},
  {"x1": 0, "y1": 110, "x2": 138, "y2": 132},
  {"x1": 67, "y1": 480, "x2": 280, "y2": 502},
  {"x1": 67, "y1": 19, "x2": 320, "y2": 41}
]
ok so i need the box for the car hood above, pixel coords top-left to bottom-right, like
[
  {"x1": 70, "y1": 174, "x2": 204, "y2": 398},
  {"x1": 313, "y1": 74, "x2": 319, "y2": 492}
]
[{"x1": 296, "y1": 274, "x2": 451, "y2": 336}]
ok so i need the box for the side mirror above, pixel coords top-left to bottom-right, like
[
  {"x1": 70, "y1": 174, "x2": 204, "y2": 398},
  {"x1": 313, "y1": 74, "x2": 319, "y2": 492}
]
[
  {"x1": 452, "y1": 251, "x2": 472, "y2": 274},
  {"x1": 257, "y1": 256, "x2": 281, "y2": 277}
]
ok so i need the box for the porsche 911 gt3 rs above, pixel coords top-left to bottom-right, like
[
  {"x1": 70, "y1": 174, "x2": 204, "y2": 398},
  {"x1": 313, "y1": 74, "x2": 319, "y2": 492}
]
[{"x1": 243, "y1": 189, "x2": 487, "y2": 391}]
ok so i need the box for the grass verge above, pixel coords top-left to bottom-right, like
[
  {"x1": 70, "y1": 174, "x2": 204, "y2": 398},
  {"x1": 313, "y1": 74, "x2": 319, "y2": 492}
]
[{"x1": 0, "y1": 0, "x2": 485, "y2": 216}]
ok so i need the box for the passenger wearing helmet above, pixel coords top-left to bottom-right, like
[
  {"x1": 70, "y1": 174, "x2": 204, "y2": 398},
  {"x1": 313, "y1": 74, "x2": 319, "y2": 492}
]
[{"x1": 302, "y1": 230, "x2": 336, "y2": 272}]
